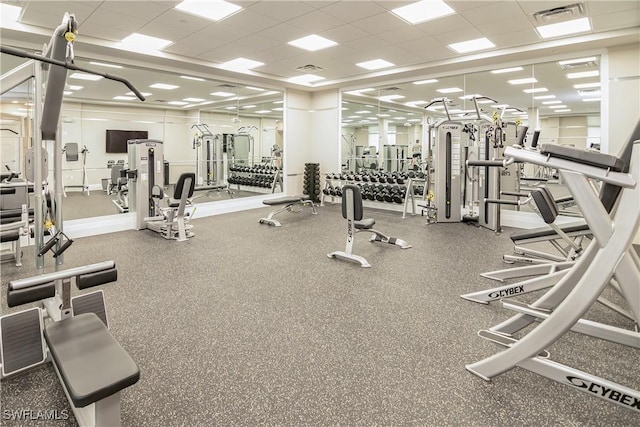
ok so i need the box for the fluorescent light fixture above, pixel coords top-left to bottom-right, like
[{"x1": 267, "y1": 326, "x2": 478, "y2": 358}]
[
  {"x1": 127, "y1": 91, "x2": 152, "y2": 97},
  {"x1": 84, "y1": 118, "x2": 108, "y2": 121},
  {"x1": 523, "y1": 87, "x2": 548, "y2": 93},
  {"x1": 390, "y1": 0, "x2": 455, "y2": 25},
  {"x1": 174, "y1": 0, "x2": 242, "y2": 22},
  {"x1": 567, "y1": 70, "x2": 599, "y2": 79},
  {"x1": 367, "y1": 117, "x2": 378, "y2": 120},
  {"x1": 180, "y1": 75, "x2": 205, "y2": 81},
  {"x1": 542, "y1": 100, "x2": 562, "y2": 105},
  {"x1": 67, "y1": 85, "x2": 83, "y2": 91},
  {"x1": 255, "y1": 110, "x2": 271, "y2": 114},
  {"x1": 378, "y1": 95, "x2": 405, "y2": 101},
  {"x1": 242, "y1": 105, "x2": 256, "y2": 109},
  {"x1": 1, "y1": 4, "x2": 22, "y2": 22},
  {"x1": 536, "y1": 17, "x2": 591, "y2": 39},
  {"x1": 347, "y1": 116, "x2": 361, "y2": 119},
  {"x1": 393, "y1": 117, "x2": 406, "y2": 120},
  {"x1": 558, "y1": 56, "x2": 597, "y2": 66},
  {"x1": 408, "y1": 119, "x2": 422, "y2": 122},
  {"x1": 168, "y1": 101, "x2": 189, "y2": 106},
  {"x1": 272, "y1": 107, "x2": 283, "y2": 111},
  {"x1": 582, "y1": 98, "x2": 601, "y2": 102},
  {"x1": 356, "y1": 59, "x2": 394, "y2": 70},
  {"x1": 246, "y1": 86, "x2": 265, "y2": 91},
  {"x1": 63, "y1": 91, "x2": 73, "y2": 95},
  {"x1": 491, "y1": 67, "x2": 523, "y2": 74},
  {"x1": 183, "y1": 97, "x2": 205, "y2": 102},
  {"x1": 355, "y1": 110, "x2": 372, "y2": 114},
  {"x1": 132, "y1": 121, "x2": 155, "y2": 124},
  {"x1": 492, "y1": 104, "x2": 509, "y2": 109},
  {"x1": 150, "y1": 83, "x2": 179, "y2": 90},
  {"x1": 359, "y1": 88, "x2": 375, "y2": 92},
  {"x1": 377, "y1": 114, "x2": 391, "y2": 117},
  {"x1": 288, "y1": 34, "x2": 338, "y2": 51},
  {"x1": 574, "y1": 82, "x2": 600, "y2": 89},
  {"x1": 437, "y1": 87, "x2": 463, "y2": 94},
  {"x1": 210, "y1": 91, "x2": 235, "y2": 97},
  {"x1": 448, "y1": 37, "x2": 495, "y2": 53},
  {"x1": 578, "y1": 90, "x2": 601, "y2": 96},
  {"x1": 90, "y1": 61, "x2": 122, "y2": 69},
  {"x1": 413, "y1": 79, "x2": 438, "y2": 85},
  {"x1": 534, "y1": 95, "x2": 555, "y2": 100},
  {"x1": 554, "y1": 109, "x2": 571, "y2": 112},
  {"x1": 548, "y1": 105, "x2": 567, "y2": 109},
  {"x1": 113, "y1": 96, "x2": 136, "y2": 101},
  {"x1": 459, "y1": 94, "x2": 482, "y2": 100},
  {"x1": 225, "y1": 106, "x2": 236, "y2": 110},
  {"x1": 287, "y1": 74, "x2": 325, "y2": 85},
  {"x1": 273, "y1": 101, "x2": 284, "y2": 104},
  {"x1": 220, "y1": 57, "x2": 264, "y2": 70},
  {"x1": 69, "y1": 72, "x2": 103, "y2": 81},
  {"x1": 120, "y1": 33, "x2": 172, "y2": 51},
  {"x1": 508, "y1": 77, "x2": 537, "y2": 85}
]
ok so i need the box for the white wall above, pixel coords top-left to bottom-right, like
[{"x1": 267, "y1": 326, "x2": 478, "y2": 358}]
[
  {"x1": 284, "y1": 89, "x2": 312, "y2": 195},
  {"x1": 603, "y1": 43, "x2": 640, "y2": 244}
]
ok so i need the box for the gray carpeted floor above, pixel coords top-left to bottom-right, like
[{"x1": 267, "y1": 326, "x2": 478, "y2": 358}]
[{"x1": 0, "y1": 203, "x2": 637, "y2": 426}]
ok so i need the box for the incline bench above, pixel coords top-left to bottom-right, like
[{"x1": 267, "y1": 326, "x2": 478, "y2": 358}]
[
  {"x1": 259, "y1": 195, "x2": 317, "y2": 226},
  {"x1": 1, "y1": 261, "x2": 139, "y2": 426}
]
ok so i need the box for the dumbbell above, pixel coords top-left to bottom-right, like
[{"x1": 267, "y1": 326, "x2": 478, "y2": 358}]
[{"x1": 335, "y1": 186, "x2": 343, "y2": 197}]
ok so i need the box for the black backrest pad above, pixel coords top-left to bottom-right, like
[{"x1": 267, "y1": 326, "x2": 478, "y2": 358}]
[
  {"x1": 341, "y1": 184, "x2": 364, "y2": 221},
  {"x1": 173, "y1": 172, "x2": 196, "y2": 199},
  {"x1": 530, "y1": 187, "x2": 558, "y2": 224},
  {"x1": 600, "y1": 119, "x2": 640, "y2": 212},
  {"x1": 77, "y1": 268, "x2": 118, "y2": 290}
]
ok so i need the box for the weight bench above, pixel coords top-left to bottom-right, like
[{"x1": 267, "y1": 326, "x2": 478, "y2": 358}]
[
  {"x1": 328, "y1": 184, "x2": 411, "y2": 268},
  {"x1": 259, "y1": 195, "x2": 317, "y2": 227},
  {"x1": 1, "y1": 261, "x2": 139, "y2": 426}
]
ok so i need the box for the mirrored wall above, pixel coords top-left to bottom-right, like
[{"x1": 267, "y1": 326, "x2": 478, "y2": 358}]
[
  {"x1": 341, "y1": 55, "x2": 602, "y2": 175},
  {"x1": 0, "y1": 54, "x2": 284, "y2": 221}
]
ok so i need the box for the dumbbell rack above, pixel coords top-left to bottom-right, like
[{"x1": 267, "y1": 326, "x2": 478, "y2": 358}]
[
  {"x1": 228, "y1": 167, "x2": 282, "y2": 193},
  {"x1": 321, "y1": 174, "x2": 428, "y2": 217}
]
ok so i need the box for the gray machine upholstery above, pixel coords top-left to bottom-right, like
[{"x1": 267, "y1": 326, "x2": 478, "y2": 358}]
[{"x1": 44, "y1": 313, "x2": 139, "y2": 408}]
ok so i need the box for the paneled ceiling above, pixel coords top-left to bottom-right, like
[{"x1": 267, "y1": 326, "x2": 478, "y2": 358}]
[{"x1": 1, "y1": 1, "x2": 639, "y2": 118}]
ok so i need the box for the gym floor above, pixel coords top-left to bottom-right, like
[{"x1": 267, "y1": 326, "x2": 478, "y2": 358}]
[{"x1": 1, "y1": 203, "x2": 637, "y2": 426}]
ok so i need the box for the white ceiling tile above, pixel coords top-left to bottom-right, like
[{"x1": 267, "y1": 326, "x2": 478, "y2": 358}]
[
  {"x1": 319, "y1": 24, "x2": 371, "y2": 43},
  {"x1": 431, "y1": 27, "x2": 485, "y2": 45},
  {"x1": 143, "y1": 9, "x2": 213, "y2": 35},
  {"x1": 343, "y1": 35, "x2": 391, "y2": 52},
  {"x1": 321, "y1": 1, "x2": 388, "y2": 21},
  {"x1": 259, "y1": 23, "x2": 310, "y2": 42},
  {"x1": 588, "y1": 0, "x2": 640, "y2": 16},
  {"x1": 475, "y1": 15, "x2": 534, "y2": 37},
  {"x1": 302, "y1": 1, "x2": 340, "y2": 9},
  {"x1": 19, "y1": 8, "x2": 67, "y2": 29},
  {"x1": 460, "y1": 1, "x2": 526, "y2": 26},
  {"x1": 351, "y1": 12, "x2": 408, "y2": 33},
  {"x1": 100, "y1": 1, "x2": 172, "y2": 19},
  {"x1": 373, "y1": 1, "x2": 417, "y2": 12},
  {"x1": 221, "y1": 9, "x2": 281, "y2": 33},
  {"x1": 21, "y1": 1, "x2": 99, "y2": 22},
  {"x1": 248, "y1": 45, "x2": 303, "y2": 64},
  {"x1": 516, "y1": 1, "x2": 581, "y2": 14},
  {"x1": 81, "y1": 9, "x2": 150, "y2": 32},
  {"x1": 287, "y1": 10, "x2": 347, "y2": 33},
  {"x1": 414, "y1": 13, "x2": 474, "y2": 36},
  {"x1": 377, "y1": 26, "x2": 427, "y2": 44},
  {"x1": 489, "y1": 29, "x2": 543, "y2": 47},
  {"x1": 591, "y1": 9, "x2": 640, "y2": 32},
  {"x1": 76, "y1": 23, "x2": 134, "y2": 43},
  {"x1": 449, "y1": 1, "x2": 502, "y2": 12},
  {"x1": 246, "y1": 1, "x2": 316, "y2": 21}
]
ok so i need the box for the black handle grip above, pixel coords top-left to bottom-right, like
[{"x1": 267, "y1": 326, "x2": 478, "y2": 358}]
[
  {"x1": 52, "y1": 238, "x2": 74, "y2": 257},
  {"x1": 467, "y1": 160, "x2": 505, "y2": 167}
]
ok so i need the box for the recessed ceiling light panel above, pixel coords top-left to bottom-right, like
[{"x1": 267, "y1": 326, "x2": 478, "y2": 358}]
[
  {"x1": 491, "y1": 67, "x2": 523, "y2": 74},
  {"x1": 210, "y1": 91, "x2": 235, "y2": 97},
  {"x1": 120, "y1": 33, "x2": 173, "y2": 51},
  {"x1": 436, "y1": 87, "x2": 463, "y2": 94},
  {"x1": 150, "y1": 83, "x2": 179, "y2": 90},
  {"x1": 220, "y1": 57, "x2": 264, "y2": 70},
  {"x1": 288, "y1": 34, "x2": 338, "y2": 51},
  {"x1": 70, "y1": 73, "x2": 103, "y2": 81},
  {"x1": 448, "y1": 37, "x2": 495, "y2": 53},
  {"x1": 567, "y1": 70, "x2": 599, "y2": 79},
  {"x1": 536, "y1": 17, "x2": 591, "y2": 39},
  {"x1": 413, "y1": 79, "x2": 438, "y2": 85},
  {"x1": 390, "y1": 0, "x2": 455, "y2": 25},
  {"x1": 523, "y1": 87, "x2": 548, "y2": 93},
  {"x1": 174, "y1": 0, "x2": 242, "y2": 22},
  {"x1": 508, "y1": 77, "x2": 537, "y2": 85},
  {"x1": 356, "y1": 59, "x2": 395, "y2": 70}
]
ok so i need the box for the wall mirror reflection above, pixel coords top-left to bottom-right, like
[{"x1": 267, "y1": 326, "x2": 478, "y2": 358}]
[
  {"x1": 1, "y1": 54, "x2": 284, "y2": 221},
  {"x1": 339, "y1": 55, "x2": 601, "y2": 221}
]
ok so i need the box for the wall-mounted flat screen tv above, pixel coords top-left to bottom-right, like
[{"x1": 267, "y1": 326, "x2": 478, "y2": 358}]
[{"x1": 105, "y1": 130, "x2": 148, "y2": 153}]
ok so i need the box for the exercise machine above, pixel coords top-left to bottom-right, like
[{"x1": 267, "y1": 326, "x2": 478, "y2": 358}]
[
  {"x1": 127, "y1": 139, "x2": 165, "y2": 230},
  {"x1": 328, "y1": 184, "x2": 411, "y2": 268},
  {"x1": 146, "y1": 172, "x2": 196, "y2": 241},
  {"x1": 62, "y1": 143, "x2": 90, "y2": 196},
  {"x1": 465, "y1": 120, "x2": 640, "y2": 411},
  {"x1": 259, "y1": 195, "x2": 317, "y2": 227},
  {"x1": 110, "y1": 164, "x2": 129, "y2": 213}
]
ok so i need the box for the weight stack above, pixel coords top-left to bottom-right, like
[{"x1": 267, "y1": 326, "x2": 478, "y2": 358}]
[{"x1": 303, "y1": 163, "x2": 321, "y2": 203}]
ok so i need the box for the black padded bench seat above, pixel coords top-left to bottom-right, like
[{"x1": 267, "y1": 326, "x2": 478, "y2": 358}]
[
  {"x1": 355, "y1": 218, "x2": 375, "y2": 229},
  {"x1": 511, "y1": 223, "x2": 589, "y2": 243},
  {"x1": 263, "y1": 195, "x2": 311, "y2": 206},
  {"x1": 44, "y1": 313, "x2": 139, "y2": 408},
  {"x1": 540, "y1": 144, "x2": 624, "y2": 171}
]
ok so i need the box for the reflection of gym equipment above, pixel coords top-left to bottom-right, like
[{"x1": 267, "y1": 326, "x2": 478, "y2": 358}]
[
  {"x1": 1, "y1": 169, "x2": 30, "y2": 266},
  {"x1": 328, "y1": 184, "x2": 411, "y2": 268},
  {"x1": 2, "y1": 261, "x2": 140, "y2": 426},
  {"x1": 465, "y1": 120, "x2": 640, "y2": 411},
  {"x1": 259, "y1": 195, "x2": 317, "y2": 227},
  {"x1": 62, "y1": 143, "x2": 90, "y2": 196},
  {"x1": 127, "y1": 139, "x2": 165, "y2": 230},
  {"x1": 191, "y1": 123, "x2": 225, "y2": 187},
  {"x1": 110, "y1": 165, "x2": 129, "y2": 213},
  {"x1": 146, "y1": 172, "x2": 196, "y2": 242}
]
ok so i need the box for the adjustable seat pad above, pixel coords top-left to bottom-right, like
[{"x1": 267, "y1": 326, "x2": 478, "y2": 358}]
[
  {"x1": 44, "y1": 313, "x2": 139, "y2": 408},
  {"x1": 355, "y1": 218, "x2": 375, "y2": 229},
  {"x1": 540, "y1": 144, "x2": 624, "y2": 171},
  {"x1": 511, "y1": 223, "x2": 589, "y2": 242},
  {"x1": 263, "y1": 195, "x2": 310, "y2": 206}
]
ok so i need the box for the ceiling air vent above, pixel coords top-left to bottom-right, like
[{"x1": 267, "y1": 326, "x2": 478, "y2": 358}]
[
  {"x1": 296, "y1": 64, "x2": 324, "y2": 72},
  {"x1": 558, "y1": 57, "x2": 599, "y2": 70},
  {"x1": 533, "y1": 3, "x2": 586, "y2": 25},
  {"x1": 155, "y1": 100, "x2": 167, "y2": 103},
  {"x1": 218, "y1": 83, "x2": 238, "y2": 88},
  {"x1": 380, "y1": 86, "x2": 401, "y2": 91}
]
